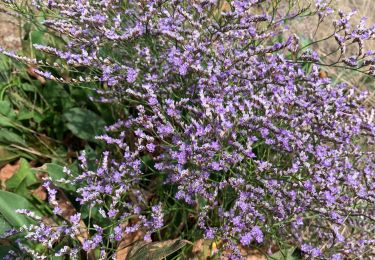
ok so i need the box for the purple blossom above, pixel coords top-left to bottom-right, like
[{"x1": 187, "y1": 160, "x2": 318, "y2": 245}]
[
  {"x1": 240, "y1": 232, "x2": 253, "y2": 246},
  {"x1": 126, "y1": 68, "x2": 138, "y2": 83},
  {"x1": 3, "y1": 0, "x2": 375, "y2": 259}
]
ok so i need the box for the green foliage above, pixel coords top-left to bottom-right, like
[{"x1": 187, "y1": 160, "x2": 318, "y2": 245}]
[
  {"x1": 0, "y1": 26, "x2": 111, "y2": 163},
  {"x1": 0, "y1": 147, "x2": 20, "y2": 168},
  {"x1": 63, "y1": 107, "x2": 106, "y2": 141},
  {"x1": 0, "y1": 190, "x2": 41, "y2": 228},
  {"x1": 268, "y1": 247, "x2": 301, "y2": 260},
  {"x1": 0, "y1": 129, "x2": 26, "y2": 146},
  {"x1": 6, "y1": 158, "x2": 37, "y2": 197},
  {"x1": 34, "y1": 162, "x2": 76, "y2": 192},
  {"x1": 0, "y1": 11, "x2": 114, "y2": 258}
]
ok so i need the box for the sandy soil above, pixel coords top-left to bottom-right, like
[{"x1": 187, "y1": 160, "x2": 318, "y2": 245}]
[
  {"x1": 284, "y1": 0, "x2": 375, "y2": 104},
  {"x1": 0, "y1": 9, "x2": 21, "y2": 51}
]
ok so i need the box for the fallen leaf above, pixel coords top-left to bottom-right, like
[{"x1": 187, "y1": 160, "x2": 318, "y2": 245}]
[
  {"x1": 190, "y1": 239, "x2": 215, "y2": 259},
  {"x1": 225, "y1": 244, "x2": 267, "y2": 260},
  {"x1": 116, "y1": 229, "x2": 146, "y2": 260},
  {"x1": 319, "y1": 69, "x2": 329, "y2": 78},
  {"x1": 35, "y1": 172, "x2": 48, "y2": 180},
  {"x1": 31, "y1": 186, "x2": 47, "y2": 201},
  {"x1": 126, "y1": 239, "x2": 190, "y2": 260},
  {"x1": 240, "y1": 246, "x2": 266, "y2": 260},
  {"x1": 0, "y1": 160, "x2": 20, "y2": 188},
  {"x1": 41, "y1": 215, "x2": 55, "y2": 226},
  {"x1": 190, "y1": 239, "x2": 267, "y2": 260},
  {"x1": 220, "y1": 1, "x2": 231, "y2": 12},
  {"x1": 27, "y1": 67, "x2": 46, "y2": 85}
]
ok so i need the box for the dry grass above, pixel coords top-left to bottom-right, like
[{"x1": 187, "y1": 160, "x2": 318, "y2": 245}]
[{"x1": 288, "y1": 0, "x2": 375, "y2": 105}]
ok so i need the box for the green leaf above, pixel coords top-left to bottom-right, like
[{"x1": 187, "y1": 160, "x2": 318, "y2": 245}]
[
  {"x1": 0, "y1": 115, "x2": 14, "y2": 128},
  {"x1": 0, "y1": 190, "x2": 40, "y2": 229},
  {"x1": 0, "y1": 146, "x2": 19, "y2": 168},
  {"x1": 6, "y1": 158, "x2": 37, "y2": 195},
  {"x1": 33, "y1": 163, "x2": 75, "y2": 192},
  {"x1": 63, "y1": 107, "x2": 106, "y2": 141},
  {"x1": 17, "y1": 110, "x2": 34, "y2": 121},
  {"x1": 126, "y1": 239, "x2": 189, "y2": 260},
  {"x1": 268, "y1": 247, "x2": 301, "y2": 260},
  {"x1": 42, "y1": 83, "x2": 74, "y2": 110},
  {"x1": 0, "y1": 216, "x2": 11, "y2": 234},
  {"x1": 0, "y1": 129, "x2": 26, "y2": 146},
  {"x1": 0, "y1": 100, "x2": 11, "y2": 116},
  {"x1": 19, "y1": 83, "x2": 36, "y2": 92},
  {"x1": 31, "y1": 31, "x2": 45, "y2": 45},
  {"x1": 0, "y1": 245, "x2": 14, "y2": 259},
  {"x1": 16, "y1": 110, "x2": 44, "y2": 123}
]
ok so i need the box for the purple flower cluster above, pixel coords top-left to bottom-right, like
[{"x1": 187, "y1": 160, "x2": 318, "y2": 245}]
[{"x1": 2, "y1": 0, "x2": 375, "y2": 259}]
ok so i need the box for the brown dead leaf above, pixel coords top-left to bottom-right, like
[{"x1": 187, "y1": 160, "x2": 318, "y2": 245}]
[
  {"x1": 31, "y1": 172, "x2": 49, "y2": 201},
  {"x1": 223, "y1": 244, "x2": 266, "y2": 260},
  {"x1": 54, "y1": 190, "x2": 77, "y2": 218},
  {"x1": 27, "y1": 66, "x2": 46, "y2": 85},
  {"x1": 190, "y1": 239, "x2": 267, "y2": 260},
  {"x1": 125, "y1": 239, "x2": 189, "y2": 260},
  {"x1": 319, "y1": 69, "x2": 329, "y2": 78},
  {"x1": 31, "y1": 186, "x2": 47, "y2": 201},
  {"x1": 239, "y1": 245, "x2": 266, "y2": 260},
  {"x1": 220, "y1": 1, "x2": 231, "y2": 13},
  {"x1": 190, "y1": 239, "x2": 215, "y2": 259},
  {"x1": 116, "y1": 229, "x2": 146, "y2": 260},
  {"x1": 0, "y1": 160, "x2": 20, "y2": 184},
  {"x1": 57, "y1": 192, "x2": 95, "y2": 260},
  {"x1": 41, "y1": 215, "x2": 56, "y2": 226},
  {"x1": 210, "y1": 0, "x2": 231, "y2": 19}
]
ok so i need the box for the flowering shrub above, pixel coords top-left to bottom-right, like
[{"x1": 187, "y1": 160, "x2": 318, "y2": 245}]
[{"x1": 1, "y1": 0, "x2": 375, "y2": 259}]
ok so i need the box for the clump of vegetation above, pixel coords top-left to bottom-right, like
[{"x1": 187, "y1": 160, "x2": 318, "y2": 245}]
[{"x1": 0, "y1": 0, "x2": 374, "y2": 259}]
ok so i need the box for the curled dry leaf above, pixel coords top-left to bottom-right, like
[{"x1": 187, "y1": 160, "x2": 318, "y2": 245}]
[
  {"x1": 27, "y1": 66, "x2": 46, "y2": 85},
  {"x1": 239, "y1": 246, "x2": 266, "y2": 260},
  {"x1": 31, "y1": 172, "x2": 48, "y2": 201},
  {"x1": 225, "y1": 244, "x2": 266, "y2": 260},
  {"x1": 220, "y1": 1, "x2": 231, "y2": 13},
  {"x1": 190, "y1": 239, "x2": 216, "y2": 259},
  {"x1": 0, "y1": 160, "x2": 20, "y2": 189},
  {"x1": 54, "y1": 188, "x2": 95, "y2": 259},
  {"x1": 35, "y1": 172, "x2": 76, "y2": 218},
  {"x1": 319, "y1": 69, "x2": 329, "y2": 78},
  {"x1": 125, "y1": 239, "x2": 190, "y2": 260},
  {"x1": 190, "y1": 239, "x2": 267, "y2": 260},
  {"x1": 116, "y1": 218, "x2": 189, "y2": 260},
  {"x1": 52, "y1": 189, "x2": 95, "y2": 259},
  {"x1": 116, "y1": 229, "x2": 146, "y2": 260},
  {"x1": 31, "y1": 185, "x2": 47, "y2": 201}
]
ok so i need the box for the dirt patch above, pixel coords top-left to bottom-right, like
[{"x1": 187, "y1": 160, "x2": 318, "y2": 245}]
[
  {"x1": 288, "y1": 0, "x2": 375, "y2": 105},
  {"x1": 0, "y1": 9, "x2": 21, "y2": 51}
]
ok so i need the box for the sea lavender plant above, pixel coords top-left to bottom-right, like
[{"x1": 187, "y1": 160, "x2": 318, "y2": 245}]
[{"x1": 1, "y1": 0, "x2": 375, "y2": 259}]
